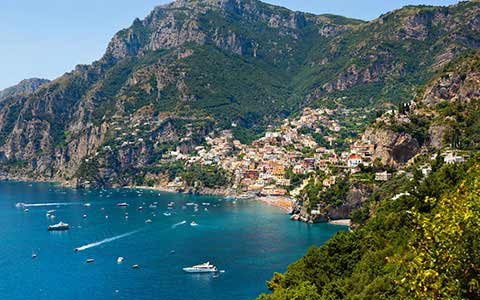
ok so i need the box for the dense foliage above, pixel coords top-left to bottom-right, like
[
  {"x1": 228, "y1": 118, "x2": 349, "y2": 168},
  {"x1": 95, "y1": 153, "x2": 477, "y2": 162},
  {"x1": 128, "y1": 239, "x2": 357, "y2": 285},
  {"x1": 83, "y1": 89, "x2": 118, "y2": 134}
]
[{"x1": 259, "y1": 160, "x2": 480, "y2": 299}]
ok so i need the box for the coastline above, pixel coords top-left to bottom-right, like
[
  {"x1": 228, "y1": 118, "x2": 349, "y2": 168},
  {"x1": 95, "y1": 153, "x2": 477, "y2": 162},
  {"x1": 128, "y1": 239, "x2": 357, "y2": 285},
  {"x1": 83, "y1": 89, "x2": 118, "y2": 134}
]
[
  {"x1": 256, "y1": 196, "x2": 293, "y2": 213},
  {"x1": 134, "y1": 185, "x2": 294, "y2": 213},
  {"x1": 0, "y1": 176, "x2": 294, "y2": 214},
  {"x1": 328, "y1": 219, "x2": 352, "y2": 227}
]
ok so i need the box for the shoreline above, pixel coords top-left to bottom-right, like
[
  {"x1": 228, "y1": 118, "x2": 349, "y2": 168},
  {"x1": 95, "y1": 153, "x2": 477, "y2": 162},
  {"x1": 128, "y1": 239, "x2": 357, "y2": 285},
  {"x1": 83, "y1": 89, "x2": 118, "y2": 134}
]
[
  {"x1": 328, "y1": 219, "x2": 352, "y2": 227},
  {"x1": 0, "y1": 177, "x2": 294, "y2": 214},
  {"x1": 134, "y1": 185, "x2": 293, "y2": 213},
  {"x1": 255, "y1": 196, "x2": 293, "y2": 213}
]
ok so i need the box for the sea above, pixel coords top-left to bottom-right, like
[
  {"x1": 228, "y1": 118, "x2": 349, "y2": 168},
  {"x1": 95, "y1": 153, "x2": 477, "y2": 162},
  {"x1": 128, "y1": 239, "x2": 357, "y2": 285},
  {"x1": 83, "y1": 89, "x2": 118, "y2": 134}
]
[{"x1": 0, "y1": 181, "x2": 347, "y2": 300}]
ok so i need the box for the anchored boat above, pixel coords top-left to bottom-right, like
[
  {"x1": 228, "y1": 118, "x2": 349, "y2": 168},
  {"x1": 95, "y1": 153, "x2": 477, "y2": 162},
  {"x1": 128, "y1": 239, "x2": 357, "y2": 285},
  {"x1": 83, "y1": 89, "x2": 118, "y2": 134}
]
[
  {"x1": 48, "y1": 222, "x2": 69, "y2": 231},
  {"x1": 183, "y1": 262, "x2": 218, "y2": 273}
]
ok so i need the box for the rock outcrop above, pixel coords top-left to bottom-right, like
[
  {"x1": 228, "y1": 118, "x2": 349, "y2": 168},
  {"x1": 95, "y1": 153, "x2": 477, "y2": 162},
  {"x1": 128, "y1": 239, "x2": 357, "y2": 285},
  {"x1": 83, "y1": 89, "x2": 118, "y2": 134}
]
[{"x1": 362, "y1": 127, "x2": 420, "y2": 166}]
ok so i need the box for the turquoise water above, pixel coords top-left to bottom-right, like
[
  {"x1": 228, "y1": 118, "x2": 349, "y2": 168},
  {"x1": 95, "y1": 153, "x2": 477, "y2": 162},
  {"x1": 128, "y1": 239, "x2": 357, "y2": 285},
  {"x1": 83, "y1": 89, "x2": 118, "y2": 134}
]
[{"x1": 0, "y1": 181, "x2": 347, "y2": 300}]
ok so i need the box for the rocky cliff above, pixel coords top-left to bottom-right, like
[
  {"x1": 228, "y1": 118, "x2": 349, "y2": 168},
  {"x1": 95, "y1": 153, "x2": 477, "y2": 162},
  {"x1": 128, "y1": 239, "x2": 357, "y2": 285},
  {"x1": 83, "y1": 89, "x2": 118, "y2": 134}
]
[
  {"x1": 362, "y1": 127, "x2": 420, "y2": 167},
  {"x1": 361, "y1": 50, "x2": 480, "y2": 165}
]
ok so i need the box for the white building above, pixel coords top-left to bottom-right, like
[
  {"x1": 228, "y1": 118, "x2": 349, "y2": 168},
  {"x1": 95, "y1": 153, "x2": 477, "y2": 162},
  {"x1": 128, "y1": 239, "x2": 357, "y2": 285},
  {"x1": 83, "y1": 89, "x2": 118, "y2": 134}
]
[{"x1": 347, "y1": 154, "x2": 363, "y2": 168}]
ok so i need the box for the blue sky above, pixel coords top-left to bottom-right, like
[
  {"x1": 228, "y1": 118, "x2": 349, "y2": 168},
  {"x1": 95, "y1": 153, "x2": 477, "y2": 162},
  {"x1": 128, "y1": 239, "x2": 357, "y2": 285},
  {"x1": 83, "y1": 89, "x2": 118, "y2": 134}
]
[{"x1": 0, "y1": 0, "x2": 460, "y2": 90}]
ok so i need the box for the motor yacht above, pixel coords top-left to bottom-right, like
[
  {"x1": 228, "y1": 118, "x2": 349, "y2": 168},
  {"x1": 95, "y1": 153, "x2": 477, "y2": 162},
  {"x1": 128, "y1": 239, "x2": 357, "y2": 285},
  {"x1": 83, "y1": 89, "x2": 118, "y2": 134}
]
[{"x1": 183, "y1": 262, "x2": 218, "y2": 273}]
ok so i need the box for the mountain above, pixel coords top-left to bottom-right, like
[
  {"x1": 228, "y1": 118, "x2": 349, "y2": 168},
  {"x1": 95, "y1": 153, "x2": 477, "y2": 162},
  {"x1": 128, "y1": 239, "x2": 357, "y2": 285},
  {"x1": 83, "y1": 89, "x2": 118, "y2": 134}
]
[
  {"x1": 0, "y1": 0, "x2": 479, "y2": 186},
  {"x1": 0, "y1": 78, "x2": 50, "y2": 100}
]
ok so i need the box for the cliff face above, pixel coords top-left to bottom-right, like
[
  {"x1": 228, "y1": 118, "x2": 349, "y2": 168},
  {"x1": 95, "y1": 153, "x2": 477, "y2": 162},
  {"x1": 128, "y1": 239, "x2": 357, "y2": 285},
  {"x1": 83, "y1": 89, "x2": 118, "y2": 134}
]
[
  {"x1": 0, "y1": 0, "x2": 479, "y2": 187},
  {"x1": 361, "y1": 50, "x2": 480, "y2": 164},
  {"x1": 362, "y1": 127, "x2": 420, "y2": 166},
  {"x1": 0, "y1": 78, "x2": 50, "y2": 100}
]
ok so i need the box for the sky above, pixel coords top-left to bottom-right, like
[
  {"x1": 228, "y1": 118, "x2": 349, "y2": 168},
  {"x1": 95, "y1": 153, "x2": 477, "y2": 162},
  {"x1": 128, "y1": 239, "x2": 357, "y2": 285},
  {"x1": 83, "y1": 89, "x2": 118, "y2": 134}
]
[{"x1": 0, "y1": 0, "x2": 461, "y2": 90}]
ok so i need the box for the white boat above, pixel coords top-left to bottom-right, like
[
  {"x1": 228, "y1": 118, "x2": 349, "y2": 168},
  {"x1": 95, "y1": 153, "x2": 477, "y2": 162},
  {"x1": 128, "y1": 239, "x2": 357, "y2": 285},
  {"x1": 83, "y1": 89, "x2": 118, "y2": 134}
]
[
  {"x1": 163, "y1": 212, "x2": 172, "y2": 216},
  {"x1": 117, "y1": 257, "x2": 124, "y2": 264},
  {"x1": 190, "y1": 221, "x2": 198, "y2": 226},
  {"x1": 117, "y1": 203, "x2": 129, "y2": 207},
  {"x1": 145, "y1": 219, "x2": 153, "y2": 224},
  {"x1": 86, "y1": 259, "x2": 95, "y2": 263},
  {"x1": 47, "y1": 210, "x2": 56, "y2": 214},
  {"x1": 183, "y1": 262, "x2": 218, "y2": 273},
  {"x1": 48, "y1": 222, "x2": 69, "y2": 231},
  {"x1": 84, "y1": 203, "x2": 91, "y2": 207}
]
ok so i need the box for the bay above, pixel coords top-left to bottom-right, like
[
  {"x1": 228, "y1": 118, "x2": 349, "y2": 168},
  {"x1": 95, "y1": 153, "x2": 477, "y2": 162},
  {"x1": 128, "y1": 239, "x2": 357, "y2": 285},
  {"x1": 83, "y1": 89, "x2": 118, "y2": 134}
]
[{"x1": 0, "y1": 181, "x2": 347, "y2": 300}]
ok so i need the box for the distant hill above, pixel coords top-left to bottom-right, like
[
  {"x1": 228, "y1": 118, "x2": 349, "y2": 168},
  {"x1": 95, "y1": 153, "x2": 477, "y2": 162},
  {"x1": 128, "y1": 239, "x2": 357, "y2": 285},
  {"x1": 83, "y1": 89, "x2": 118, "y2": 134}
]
[
  {"x1": 0, "y1": 0, "x2": 479, "y2": 185},
  {"x1": 0, "y1": 78, "x2": 50, "y2": 100}
]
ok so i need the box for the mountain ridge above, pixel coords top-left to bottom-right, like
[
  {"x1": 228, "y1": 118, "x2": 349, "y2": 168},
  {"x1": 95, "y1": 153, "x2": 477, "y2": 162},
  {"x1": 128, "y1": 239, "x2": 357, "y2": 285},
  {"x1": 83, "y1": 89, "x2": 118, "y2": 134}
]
[
  {"x1": 0, "y1": 78, "x2": 50, "y2": 100},
  {"x1": 0, "y1": 0, "x2": 479, "y2": 186}
]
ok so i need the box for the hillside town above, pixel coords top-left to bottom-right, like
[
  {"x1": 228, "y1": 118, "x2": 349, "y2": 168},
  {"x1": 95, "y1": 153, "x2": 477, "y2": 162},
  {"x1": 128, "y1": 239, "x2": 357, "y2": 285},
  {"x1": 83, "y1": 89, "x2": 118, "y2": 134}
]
[
  {"x1": 156, "y1": 105, "x2": 472, "y2": 222},
  {"x1": 157, "y1": 107, "x2": 373, "y2": 209}
]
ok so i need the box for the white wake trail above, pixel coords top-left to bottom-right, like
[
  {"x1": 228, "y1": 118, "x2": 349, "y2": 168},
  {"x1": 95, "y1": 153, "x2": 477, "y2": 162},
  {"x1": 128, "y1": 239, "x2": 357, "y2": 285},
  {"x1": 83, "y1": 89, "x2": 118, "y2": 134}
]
[
  {"x1": 172, "y1": 220, "x2": 187, "y2": 229},
  {"x1": 74, "y1": 230, "x2": 140, "y2": 252},
  {"x1": 17, "y1": 202, "x2": 82, "y2": 208}
]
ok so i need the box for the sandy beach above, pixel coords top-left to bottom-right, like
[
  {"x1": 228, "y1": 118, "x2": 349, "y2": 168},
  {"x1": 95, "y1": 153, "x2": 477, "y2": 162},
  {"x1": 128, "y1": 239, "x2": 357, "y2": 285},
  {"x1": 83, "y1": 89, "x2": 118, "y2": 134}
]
[
  {"x1": 256, "y1": 196, "x2": 293, "y2": 213},
  {"x1": 328, "y1": 219, "x2": 352, "y2": 227}
]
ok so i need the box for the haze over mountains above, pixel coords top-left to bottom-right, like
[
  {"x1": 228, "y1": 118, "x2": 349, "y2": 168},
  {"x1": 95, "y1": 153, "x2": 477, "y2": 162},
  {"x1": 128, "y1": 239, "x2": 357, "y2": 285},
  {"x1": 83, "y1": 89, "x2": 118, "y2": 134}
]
[
  {"x1": 0, "y1": 78, "x2": 50, "y2": 100},
  {"x1": 0, "y1": 0, "x2": 479, "y2": 186}
]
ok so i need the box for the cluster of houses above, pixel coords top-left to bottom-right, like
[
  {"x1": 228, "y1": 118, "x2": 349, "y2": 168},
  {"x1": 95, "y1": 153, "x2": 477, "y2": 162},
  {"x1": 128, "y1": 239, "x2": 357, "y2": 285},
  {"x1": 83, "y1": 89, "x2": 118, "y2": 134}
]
[{"x1": 163, "y1": 107, "x2": 379, "y2": 197}]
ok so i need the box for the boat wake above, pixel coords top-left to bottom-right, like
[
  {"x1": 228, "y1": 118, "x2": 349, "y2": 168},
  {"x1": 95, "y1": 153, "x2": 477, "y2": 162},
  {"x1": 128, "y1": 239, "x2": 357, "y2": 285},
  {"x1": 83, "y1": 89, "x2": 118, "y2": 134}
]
[
  {"x1": 74, "y1": 230, "x2": 141, "y2": 252},
  {"x1": 172, "y1": 220, "x2": 187, "y2": 229},
  {"x1": 16, "y1": 202, "x2": 82, "y2": 208}
]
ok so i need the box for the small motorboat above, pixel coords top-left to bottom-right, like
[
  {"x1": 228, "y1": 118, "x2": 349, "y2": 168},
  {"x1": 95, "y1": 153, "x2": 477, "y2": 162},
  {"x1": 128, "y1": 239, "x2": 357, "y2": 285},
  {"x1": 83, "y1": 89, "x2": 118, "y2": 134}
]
[
  {"x1": 47, "y1": 210, "x2": 56, "y2": 214},
  {"x1": 86, "y1": 259, "x2": 95, "y2": 263},
  {"x1": 170, "y1": 250, "x2": 176, "y2": 255},
  {"x1": 48, "y1": 222, "x2": 69, "y2": 231},
  {"x1": 84, "y1": 203, "x2": 91, "y2": 207},
  {"x1": 190, "y1": 221, "x2": 198, "y2": 227},
  {"x1": 24, "y1": 209, "x2": 29, "y2": 213},
  {"x1": 183, "y1": 262, "x2": 218, "y2": 273},
  {"x1": 132, "y1": 264, "x2": 140, "y2": 269},
  {"x1": 137, "y1": 206, "x2": 143, "y2": 211},
  {"x1": 32, "y1": 252, "x2": 37, "y2": 259},
  {"x1": 145, "y1": 219, "x2": 153, "y2": 224},
  {"x1": 117, "y1": 203, "x2": 129, "y2": 207},
  {"x1": 117, "y1": 257, "x2": 124, "y2": 264},
  {"x1": 163, "y1": 212, "x2": 172, "y2": 217},
  {"x1": 83, "y1": 214, "x2": 87, "y2": 219}
]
